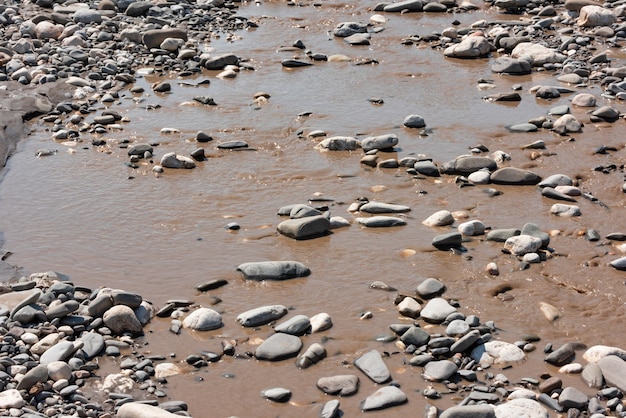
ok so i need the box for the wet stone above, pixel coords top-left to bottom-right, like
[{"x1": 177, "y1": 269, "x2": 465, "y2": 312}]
[
  {"x1": 255, "y1": 333, "x2": 302, "y2": 361},
  {"x1": 439, "y1": 404, "x2": 496, "y2": 418},
  {"x1": 360, "y1": 385, "x2": 407, "y2": 411},
  {"x1": 558, "y1": 386, "x2": 588, "y2": 409},
  {"x1": 237, "y1": 305, "x2": 288, "y2": 327},
  {"x1": 423, "y1": 360, "x2": 458, "y2": 381},
  {"x1": 274, "y1": 314, "x2": 310, "y2": 336},
  {"x1": 420, "y1": 298, "x2": 457, "y2": 323},
  {"x1": 320, "y1": 399, "x2": 341, "y2": 418},
  {"x1": 416, "y1": 277, "x2": 445, "y2": 298},
  {"x1": 316, "y1": 374, "x2": 359, "y2": 396},
  {"x1": 237, "y1": 261, "x2": 310, "y2": 281},
  {"x1": 260, "y1": 387, "x2": 291, "y2": 403},
  {"x1": 353, "y1": 350, "x2": 391, "y2": 383},
  {"x1": 296, "y1": 342, "x2": 326, "y2": 369}
]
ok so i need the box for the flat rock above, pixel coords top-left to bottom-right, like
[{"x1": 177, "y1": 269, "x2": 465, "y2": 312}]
[
  {"x1": 160, "y1": 152, "x2": 196, "y2": 169},
  {"x1": 542, "y1": 187, "x2": 576, "y2": 202},
  {"x1": 487, "y1": 229, "x2": 520, "y2": 242},
  {"x1": 490, "y1": 167, "x2": 541, "y2": 185},
  {"x1": 78, "y1": 332, "x2": 105, "y2": 359},
  {"x1": 277, "y1": 215, "x2": 331, "y2": 239},
  {"x1": 40, "y1": 340, "x2": 77, "y2": 366},
  {"x1": 572, "y1": 93, "x2": 596, "y2": 107},
  {"x1": 441, "y1": 156, "x2": 497, "y2": 175},
  {"x1": 237, "y1": 305, "x2": 288, "y2": 327},
  {"x1": 255, "y1": 333, "x2": 302, "y2": 361},
  {"x1": 182, "y1": 308, "x2": 223, "y2": 331},
  {"x1": 609, "y1": 256, "x2": 626, "y2": 270},
  {"x1": 333, "y1": 21, "x2": 368, "y2": 37},
  {"x1": 578, "y1": 5, "x2": 616, "y2": 27},
  {"x1": 420, "y1": 298, "x2": 457, "y2": 323},
  {"x1": 558, "y1": 386, "x2": 588, "y2": 409},
  {"x1": 598, "y1": 355, "x2": 626, "y2": 392},
  {"x1": 511, "y1": 42, "x2": 565, "y2": 66},
  {"x1": 424, "y1": 360, "x2": 458, "y2": 381},
  {"x1": 583, "y1": 345, "x2": 626, "y2": 362},
  {"x1": 494, "y1": 398, "x2": 548, "y2": 418},
  {"x1": 320, "y1": 400, "x2": 341, "y2": 418},
  {"x1": 458, "y1": 220, "x2": 485, "y2": 236},
  {"x1": 117, "y1": 402, "x2": 183, "y2": 418},
  {"x1": 432, "y1": 232, "x2": 463, "y2": 250},
  {"x1": 16, "y1": 364, "x2": 48, "y2": 391},
  {"x1": 359, "y1": 202, "x2": 410, "y2": 214},
  {"x1": 384, "y1": 0, "x2": 423, "y2": 12},
  {"x1": 361, "y1": 134, "x2": 398, "y2": 151},
  {"x1": 288, "y1": 204, "x2": 321, "y2": 218},
  {"x1": 550, "y1": 204, "x2": 581, "y2": 217},
  {"x1": 261, "y1": 387, "x2": 291, "y2": 402},
  {"x1": 401, "y1": 325, "x2": 431, "y2": 347},
  {"x1": 237, "y1": 261, "x2": 311, "y2": 281},
  {"x1": 414, "y1": 160, "x2": 440, "y2": 177},
  {"x1": 296, "y1": 342, "x2": 326, "y2": 368},
  {"x1": 416, "y1": 278, "x2": 445, "y2": 298},
  {"x1": 354, "y1": 350, "x2": 391, "y2": 383},
  {"x1": 507, "y1": 123, "x2": 538, "y2": 132},
  {"x1": 444, "y1": 36, "x2": 493, "y2": 58},
  {"x1": 317, "y1": 375, "x2": 359, "y2": 396},
  {"x1": 360, "y1": 386, "x2": 407, "y2": 411},
  {"x1": 204, "y1": 54, "x2": 239, "y2": 70},
  {"x1": 471, "y1": 341, "x2": 526, "y2": 366},
  {"x1": 356, "y1": 216, "x2": 406, "y2": 227},
  {"x1": 316, "y1": 136, "x2": 359, "y2": 151},
  {"x1": 538, "y1": 174, "x2": 573, "y2": 188},
  {"x1": 545, "y1": 343, "x2": 576, "y2": 366},
  {"x1": 274, "y1": 314, "x2": 311, "y2": 336},
  {"x1": 440, "y1": 404, "x2": 495, "y2": 418},
  {"x1": 143, "y1": 28, "x2": 187, "y2": 50}
]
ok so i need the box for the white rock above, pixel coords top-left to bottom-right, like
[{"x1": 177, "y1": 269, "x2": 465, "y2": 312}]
[
  {"x1": 0, "y1": 389, "x2": 24, "y2": 409},
  {"x1": 577, "y1": 5, "x2": 617, "y2": 27},
  {"x1": 458, "y1": 220, "x2": 485, "y2": 236},
  {"x1": 559, "y1": 363, "x2": 583, "y2": 373},
  {"x1": 155, "y1": 363, "x2": 181, "y2": 379},
  {"x1": 160, "y1": 152, "x2": 196, "y2": 169},
  {"x1": 550, "y1": 204, "x2": 581, "y2": 217},
  {"x1": 511, "y1": 42, "x2": 566, "y2": 66},
  {"x1": 471, "y1": 341, "x2": 526, "y2": 366},
  {"x1": 182, "y1": 308, "x2": 223, "y2": 331},
  {"x1": 583, "y1": 345, "x2": 626, "y2": 363},
  {"x1": 423, "y1": 210, "x2": 454, "y2": 227},
  {"x1": 494, "y1": 398, "x2": 548, "y2": 418},
  {"x1": 398, "y1": 297, "x2": 421, "y2": 318},
  {"x1": 310, "y1": 312, "x2": 333, "y2": 333},
  {"x1": 504, "y1": 235, "x2": 542, "y2": 255}
]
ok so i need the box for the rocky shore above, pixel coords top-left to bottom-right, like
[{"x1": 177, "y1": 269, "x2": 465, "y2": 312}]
[{"x1": 1, "y1": 0, "x2": 626, "y2": 415}]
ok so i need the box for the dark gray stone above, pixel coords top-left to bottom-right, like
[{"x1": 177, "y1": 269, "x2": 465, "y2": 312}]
[
  {"x1": 277, "y1": 215, "x2": 331, "y2": 239},
  {"x1": 400, "y1": 326, "x2": 430, "y2": 347},
  {"x1": 432, "y1": 232, "x2": 462, "y2": 250},
  {"x1": 440, "y1": 156, "x2": 497, "y2": 175},
  {"x1": 490, "y1": 167, "x2": 541, "y2": 185},
  {"x1": 274, "y1": 315, "x2": 311, "y2": 336},
  {"x1": 255, "y1": 333, "x2": 302, "y2": 361}
]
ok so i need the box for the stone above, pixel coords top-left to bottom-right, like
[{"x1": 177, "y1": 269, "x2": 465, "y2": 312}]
[
  {"x1": 432, "y1": 232, "x2": 462, "y2": 250},
  {"x1": 538, "y1": 174, "x2": 573, "y2": 188},
  {"x1": 361, "y1": 134, "x2": 398, "y2": 151},
  {"x1": 296, "y1": 342, "x2": 326, "y2": 368},
  {"x1": 117, "y1": 402, "x2": 184, "y2": 418},
  {"x1": 609, "y1": 256, "x2": 626, "y2": 270},
  {"x1": 354, "y1": 350, "x2": 391, "y2": 383},
  {"x1": 414, "y1": 160, "x2": 440, "y2": 177},
  {"x1": 316, "y1": 136, "x2": 359, "y2": 151},
  {"x1": 237, "y1": 305, "x2": 288, "y2": 327},
  {"x1": 416, "y1": 278, "x2": 445, "y2": 298},
  {"x1": 160, "y1": 153, "x2": 196, "y2": 169},
  {"x1": 545, "y1": 343, "x2": 576, "y2": 366},
  {"x1": 79, "y1": 332, "x2": 105, "y2": 359},
  {"x1": 0, "y1": 389, "x2": 24, "y2": 409},
  {"x1": 310, "y1": 312, "x2": 333, "y2": 332},
  {"x1": 384, "y1": 0, "x2": 424, "y2": 12},
  {"x1": 572, "y1": 93, "x2": 596, "y2": 107},
  {"x1": 511, "y1": 43, "x2": 566, "y2": 67},
  {"x1": 16, "y1": 364, "x2": 48, "y2": 391},
  {"x1": 458, "y1": 220, "x2": 485, "y2": 236},
  {"x1": 490, "y1": 167, "x2": 541, "y2": 185},
  {"x1": 583, "y1": 345, "x2": 626, "y2": 362},
  {"x1": 274, "y1": 314, "x2": 310, "y2": 336},
  {"x1": 552, "y1": 114, "x2": 582, "y2": 134},
  {"x1": 444, "y1": 36, "x2": 493, "y2": 58},
  {"x1": 424, "y1": 360, "x2": 458, "y2": 381},
  {"x1": 542, "y1": 187, "x2": 576, "y2": 201},
  {"x1": 356, "y1": 216, "x2": 407, "y2": 227},
  {"x1": 403, "y1": 114, "x2": 426, "y2": 128},
  {"x1": 317, "y1": 375, "x2": 359, "y2": 396},
  {"x1": 446, "y1": 319, "x2": 470, "y2": 336},
  {"x1": 487, "y1": 229, "x2": 520, "y2": 242},
  {"x1": 73, "y1": 9, "x2": 102, "y2": 24},
  {"x1": 440, "y1": 405, "x2": 495, "y2": 418},
  {"x1": 401, "y1": 325, "x2": 431, "y2": 347},
  {"x1": 143, "y1": 28, "x2": 187, "y2": 49},
  {"x1": 451, "y1": 330, "x2": 481, "y2": 354},
  {"x1": 261, "y1": 387, "x2": 291, "y2": 402},
  {"x1": 277, "y1": 215, "x2": 331, "y2": 239},
  {"x1": 103, "y1": 305, "x2": 143, "y2": 335},
  {"x1": 520, "y1": 223, "x2": 549, "y2": 248},
  {"x1": 420, "y1": 298, "x2": 457, "y2": 323},
  {"x1": 507, "y1": 123, "x2": 538, "y2": 132},
  {"x1": 598, "y1": 355, "x2": 626, "y2": 392},
  {"x1": 550, "y1": 204, "x2": 581, "y2": 217},
  {"x1": 440, "y1": 156, "x2": 497, "y2": 175},
  {"x1": 333, "y1": 22, "x2": 368, "y2": 37},
  {"x1": 39, "y1": 341, "x2": 78, "y2": 366},
  {"x1": 360, "y1": 386, "x2": 407, "y2": 411},
  {"x1": 288, "y1": 204, "x2": 321, "y2": 218},
  {"x1": 471, "y1": 341, "x2": 526, "y2": 366},
  {"x1": 237, "y1": 261, "x2": 310, "y2": 281},
  {"x1": 125, "y1": 1, "x2": 152, "y2": 16},
  {"x1": 423, "y1": 210, "x2": 454, "y2": 227},
  {"x1": 182, "y1": 308, "x2": 223, "y2": 331},
  {"x1": 47, "y1": 361, "x2": 72, "y2": 381},
  {"x1": 578, "y1": 5, "x2": 616, "y2": 27},
  {"x1": 255, "y1": 333, "x2": 302, "y2": 361},
  {"x1": 558, "y1": 387, "x2": 588, "y2": 409},
  {"x1": 398, "y1": 297, "x2": 421, "y2": 318},
  {"x1": 344, "y1": 33, "x2": 371, "y2": 45},
  {"x1": 320, "y1": 400, "x2": 341, "y2": 418},
  {"x1": 504, "y1": 235, "x2": 542, "y2": 255},
  {"x1": 494, "y1": 398, "x2": 548, "y2": 418},
  {"x1": 359, "y1": 202, "x2": 411, "y2": 214},
  {"x1": 581, "y1": 362, "x2": 604, "y2": 388}
]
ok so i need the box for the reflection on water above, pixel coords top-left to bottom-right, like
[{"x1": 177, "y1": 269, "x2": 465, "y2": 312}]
[{"x1": 0, "y1": 0, "x2": 625, "y2": 416}]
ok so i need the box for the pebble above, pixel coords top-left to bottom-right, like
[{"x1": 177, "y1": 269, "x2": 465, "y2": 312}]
[{"x1": 260, "y1": 387, "x2": 291, "y2": 402}]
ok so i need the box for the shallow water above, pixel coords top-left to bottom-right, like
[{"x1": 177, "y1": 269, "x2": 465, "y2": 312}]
[{"x1": 0, "y1": 0, "x2": 625, "y2": 416}]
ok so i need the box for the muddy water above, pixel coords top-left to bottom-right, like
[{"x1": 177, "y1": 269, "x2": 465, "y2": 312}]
[{"x1": 1, "y1": 0, "x2": 625, "y2": 416}]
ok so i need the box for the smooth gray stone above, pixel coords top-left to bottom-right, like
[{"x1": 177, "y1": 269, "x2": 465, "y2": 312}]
[
  {"x1": 317, "y1": 375, "x2": 359, "y2": 396},
  {"x1": 111, "y1": 290, "x2": 142, "y2": 308},
  {"x1": 558, "y1": 386, "x2": 588, "y2": 409},
  {"x1": 320, "y1": 399, "x2": 341, "y2": 418},
  {"x1": 16, "y1": 364, "x2": 48, "y2": 391},
  {"x1": 125, "y1": 1, "x2": 152, "y2": 17},
  {"x1": 333, "y1": 21, "x2": 368, "y2": 37},
  {"x1": 409, "y1": 353, "x2": 434, "y2": 366},
  {"x1": 217, "y1": 140, "x2": 248, "y2": 149},
  {"x1": 360, "y1": 386, "x2": 407, "y2": 411},
  {"x1": 281, "y1": 59, "x2": 313, "y2": 67},
  {"x1": 103, "y1": 305, "x2": 143, "y2": 335},
  {"x1": 359, "y1": 202, "x2": 410, "y2": 214},
  {"x1": 445, "y1": 319, "x2": 470, "y2": 336},
  {"x1": 8, "y1": 289, "x2": 42, "y2": 319},
  {"x1": 497, "y1": 36, "x2": 530, "y2": 51},
  {"x1": 421, "y1": 298, "x2": 457, "y2": 323},
  {"x1": 538, "y1": 393, "x2": 564, "y2": 412},
  {"x1": 261, "y1": 387, "x2": 291, "y2": 402},
  {"x1": 598, "y1": 355, "x2": 626, "y2": 392},
  {"x1": 541, "y1": 187, "x2": 576, "y2": 202},
  {"x1": 432, "y1": 232, "x2": 462, "y2": 250},
  {"x1": 548, "y1": 105, "x2": 570, "y2": 116},
  {"x1": 581, "y1": 362, "x2": 604, "y2": 388},
  {"x1": 490, "y1": 167, "x2": 541, "y2": 185},
  {"x1": 160, "y1": 153, "x2": 196, "y2": 169},
  {"x1": 87, "y1": 293, "x2": 113, "y2": 317},
  {"x1": 79, "y1": 332, "x2": 105, "y2": 359},
  {"x1": 483, "y1": 92, "x2": 522, "y2": 102},
  {"x1": 606, "y1": 232, "x2": 626, "y2": 241},
  {"x1": 440, "y1": 404, "x2": 496, "y2": 418},
  {"x1": 204, "y1": 53, "x2": 239, "y2": 70},
  {"x1": 48, "y1": 282, "x2": 75, "y2": 295},
  {"x1": 73, "y1": 9, "x2": 102, "y2": 24},
  {"x1": 117, "y1": 402, "x2": 183, "y2": 418},
  {"x1": 592, "y1": 105, "x2": 620, "y2": 121},
  {"x1": 440, "y1": 156, "x2": 497, "y2": 175},
  {"x1": 383, "y1": 0, "x2": 423, "y2": 12},
  {"x1": 535, "y1": 86, "x2": 561, "y2": 99},
  {"x1": 13, "y1": 304, "x2": 46, "y2": 324},
  {"x1": 494, "y1": 398, "x2": 548, "y2": 418},
  {"x1": 469, "y1": 391, "x2": 499, "y2": 402},
  {"x1": 237, "y1": 305, "x2": 288, "y2": 327},
  {"x1": 486, "y1": 228, "x2": 520, "y2": 242},
  {"x1": 40, "y1": 341, "x2": 77, "y2": 366},
  {"x1": 400, "y1": 325, "x2": 430, "y2": 347},
  {"x1": 237, "y1": 261, "x2": 311, "y2": 281},
  {"x1": 45, "y1": 300, "x2": 79, "y2": 320},
  {"x1": 520, "y1": 223, "x2": 550, "y2": 248},
  {"x1": 414, "y1": 160, "x2": 440, "y2": 177},
  {"x1": 316, "y1": 136, "x2": 359, "y2": 150},
  {"x1": 289, "y1": 204, "x2": 321, "y2": 219},
  {"x1": 274, "y1": 315, "x2": 311, "y2": 336},
  {"x1": 424, "y1": 2, "x2": 447, "y2": 11},
  {"x1": 344, "y1": 33, "x2": 371, "y2": 45},
  {"x1": 491, "y1": 57, "x2": 532, "y2": 74},
  {"x1": 538, "y1": 174, "x2": 573, "y2": 188},
  {"x1": 451, "y1": 330, "x2": 481, "y2": 354},
  {"x1": 356, "y1": 216, "x2": 406, "y2": 227},
  {"x1": 255, "y1": 333, "x2": 302, "y2": 361},
  {"x1": 277, "y1": 215, "x2": 331, "y2": 239},
  {"x1": 416, "y1": 278, "x2": 445, "y2": 298},
  {"x1": 424, "y1": 360, "x2": 458, "y2": 381},
  {"x1": 507, "y1": 123, "x2": 538, "y2": 132},
  {"x1": 143, "y1": 28, "x2": 187, "y2": 50},
  {"x1": 127, "y1": 144, "x2": 153, "y2": 157},
  {"x1": 296, "y1": 342, "x2": 326, "y2": 369},
  {"x1": 404, "y1": 114, "x2": 426, "y2": 128},
  {"x1": 609, "y1": 256, "x2": 626, "y2": 270},
  {"x1": 545, "y1": 343, "x2": 576, "y2": 366},
  {"x1": 361, "y1": 134, "x2": 398, "y2": 151},
  {"x1": 550, "y1": 203, "x2": 581, "y2": 217},
  {"x1": 182, "y1": 308, "x2": 223, "y2": 331},
  {"x1": 354, "y1": 350, "x2": 391, "y2": 383}
]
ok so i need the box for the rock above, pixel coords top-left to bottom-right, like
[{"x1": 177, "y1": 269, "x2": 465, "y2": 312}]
[
  {"x1": 277, "y1": 215, "x2": 331, "y2": 239},
  {"x1": 598, "y1": 355, "x2": 626, "y2": 392},
  {"x1": 545, "y1": 343, "x2": 575, "y2": 366},
  {"x1": 354, "y1": 350, "x2": 391, "y2": 383},
  {"x1": 316, "y1": 136, "x2": 359, "y2": 151},
  {"x1": 275, "y1": 314, "x2": 310, "y2": 336},
  {"x1": 420, "y1": 298, "x2": 457, "y2": 323},
  {"x1": 361, "y1": 134, "x2": 398, "y2": 151},
  {"x1": 432, "y1": 232, "x2": 462, "y2": 250},
  {"x1": 384, "y1": 0, "x2": 424, "y2": 12},
  {"x1": 401, "y1": 325, "x2": 431, "y2": 347},
  {"x1": 559, "y1": 363, "x2": 582, "y2": 373},
  {"x1": 440, "y1": 405, "x2": 495, "y2": 418},
  {"x1": 47, "y1": 361, "x2": 72, "y2": 381},
  {"x1": 541, "y1": 187, "x2": 577, "y2": 202},
  {"x1": 504, "y1": 235, "x2": 542, "y2": 255},
  {"x1": 288, "y1": 204, "x2": 321, "y2": 218},
  {"x1": 471, "y1": 341, "x2": 526, "y2": 366},
  {"x1": 550, "y1": 204, "x2": 581, "y2": 217},
  {"x1": 0, "y1": 389, "x2": 24, "y2": 409},
  {"x1": 182, "y1": 308, "x2": 223, "y2": 331},
  {"x1": 577, "y1": 5, "x2": 616, "y2": 27},
  {"x1": 487, "y1": 229, "x2": 520, "y2": 242},
  {"x1": 520, "y1": 223, "x2": 549, "y2": 248},
  {"x1": 310, "y1": 312, "x2": 333, "y2": 332},
  {"x1": 117, "y1": 402, "x2": 184, "y2": 417},
  {"x1": 446, "y1": 319, "x2": 470, "y2": 336},
  {"x1": 451, "y1": 330, "x2": 482, "y2": 354},
  {"x1": 494, "y1": 398, "x2": 548, "y2": 418},
  {"x1": 539, "y1": 302, "x2": 560, "y2": 321},
  {"x1": 16, "y1": 364, "x2": 48, "y2": 391},
  {"x1": 360, "y1": 386, "x2": 407, "y2": 411},
  {"x1": 333, "y1": 22, "x2": 368, "y2": 37},
  {"x1": 359, "y1": 202, "x2": 411, "y2": 214},
  {"x1": 143, "y1": 28, "x2": 187, "y2": 49},
  {"x1": 572, "y1": 93, "x2": 596, "y2": 107},
  {"x1": 581, "y1": 362, "x2": 604, "y2": 388},
  {"x1": 237, "y1": 305, "x2": 288, "y2": 327},
  {"x1": 39, "y1": 340, "x2": 78, "y2": 366},
  {"x1": 261, "y1": 387, "x2": 291, "y2": 402},
  {"x1": 423, "y1": 360, "x2": 458, "y2": 381},
  {"x1": 160, "y1": 152, "x2": 196, "y2": 169},
  {"x1": 583, "y1": 345, "x2": 626, "y2": 362},
  {"x1": 281, "y1": 59, "x2": 313, "y2": 67},
  {"x1": 440, "y1": 156, "x2": 497, "y2": 175},
  {"x1": 458, "y1": 220, "x2": 485, "y2": 236},
  {"x1": 552, "y1": 114, "x2": 582, "y2": 134},
  {"x1": 414, "y1": 160, "x2": 440, "y2": 177},
  {"x1": 255, "y1": 333, "x2": 302, "y2": 361},
  {"x1": 398, "y1": 297, "x2": 421, "y2": 318},
  {"x1": 217, "y1": 140, "x2": 248, "y2": 149},
  {"x1": 507, "y1": 123, "x2": 538, "y2": 132},
  {"x1": 125, "y1": 1, "x2": 152, "y2": 17},
  {"x1": 592, "y1": 106, "x2": 620, "y2": 122},
  {"x1": 538, "y1": 174, "x2": 573, "y2": 188},
  {"x1": 296, "y1": 342, "x2": 326, "y2": 368},
  {"x1": 344, "y1": 33, "x2": 371, "y2": 45},
  {"x1": 237, "y1": 261, "x2": 310, "y2": 281},
  {"x1": 423, "y1": 210, "x2": 454, "y2": 226},
  {"x1": 79, "y1": 332, "x2": 105, "y2": 359},
  {"x1": 103, "y1": 305, "x2": 143, "y2": 335},
  {"x1": 403, "y1": 114, "x2": 426, "y2": 128},
  {"x1": 511, "y1": 43, "x2": 566, "y2": 67},
  {"x1": 73, "y1": 9, "x2": 102, "y2": 24},
  {"x1": 609, "y1": 256, "x2": 626, "y2": 270},
  {"x1": 558, "y1": 387, "x2": 588, "y2": 409},
  {"x1": 317, "y1": 375, "x2": 359, "y2": 396},
  {"x1": 356, "y1": 216, "x2": 406, "y2": 227},
  {"x1": 416, "y1": 278, "x2": 445, "y2": 298},
  {"x1": 490, "y1": 167, "x2": 541, "y2": 185},
  {"x1": 320, "y1": 399, "x2": 341, "y2": 418},
  {"x1": 444, "y1": 36, "x2": 493, "y2": 58},
  {"x1": 204, "y1": 54, "x2": 239, "y2": 70}
]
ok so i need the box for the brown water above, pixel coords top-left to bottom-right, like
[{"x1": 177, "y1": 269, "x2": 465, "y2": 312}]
[{"x1": 0, "y1": 1, "x2": 625, "y2": 416}]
